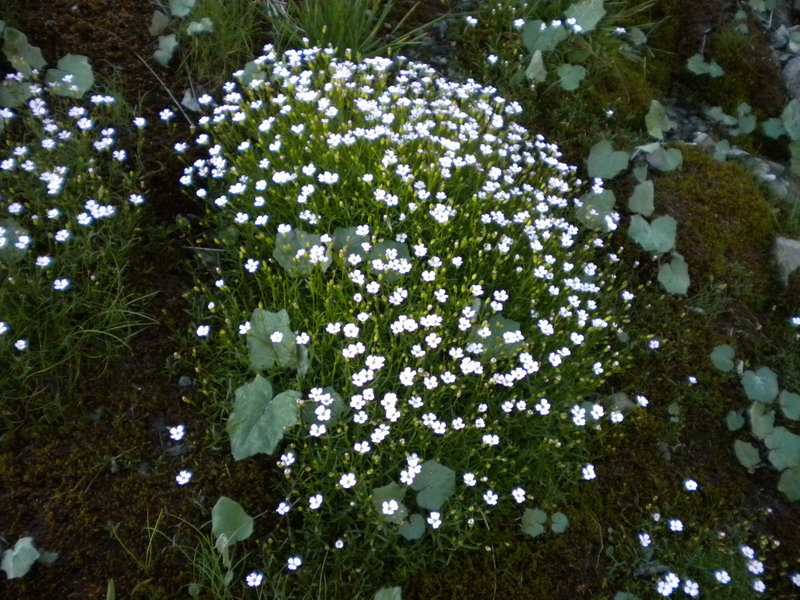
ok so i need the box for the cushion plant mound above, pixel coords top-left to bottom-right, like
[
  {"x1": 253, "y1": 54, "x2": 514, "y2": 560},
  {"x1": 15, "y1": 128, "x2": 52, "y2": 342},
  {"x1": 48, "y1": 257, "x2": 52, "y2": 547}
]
[{"x1": 181, "y1": 45, "x2": 634, "y2": 589}]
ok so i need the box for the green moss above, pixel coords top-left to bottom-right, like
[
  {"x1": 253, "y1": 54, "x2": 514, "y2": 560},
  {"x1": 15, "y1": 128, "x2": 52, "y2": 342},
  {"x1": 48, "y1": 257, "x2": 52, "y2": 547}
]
[{"x1": 654, "y1": 145, "x2": 776, "y2": 306}]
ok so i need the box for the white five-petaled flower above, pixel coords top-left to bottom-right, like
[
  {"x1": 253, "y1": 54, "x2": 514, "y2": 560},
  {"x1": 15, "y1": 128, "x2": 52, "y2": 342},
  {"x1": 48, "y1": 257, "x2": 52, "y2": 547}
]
[
  {"x1": 309, "y1": 494, "x2": 323, "y2": 510},
  {"x1": 339, "y1": 472, "x2": 357, "y2": 489},
  {"x1": 53, "y1": 278, "x2": 71, "y2": 291},
  {"x1": 246, "y1": 571, "x2": 264, "y2": 587},
  {"x1": 511, "y1": 487, "x2": 526, "y2": 503},
  {"x1": 483, "y1": 490, "x2": 498, "y2": 505},
  {"x1": 176, "y1": 470, "x2": 192, "y2": 485},
  {"x1": 287, "y1": 556, "x2": 302, "y2": 571},
  {"x1": 684, "y1": 479, "x2": 698, "y2": 491},
  {"x1": 169, "y1": 425, "x2": 185, "y2": 441},
  {"x1": 196, "y1": 325, "x2": 210, "y2": 337},
  {"x1": 582, "y1": 464, "x2": 596, "y2": 480}
]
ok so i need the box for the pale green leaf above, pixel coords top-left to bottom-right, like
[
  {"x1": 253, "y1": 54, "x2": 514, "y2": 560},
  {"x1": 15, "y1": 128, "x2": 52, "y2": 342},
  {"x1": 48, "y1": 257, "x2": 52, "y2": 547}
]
[
  {"x1": 762, "y1": 117, "x2": 787, "y2": 139},
  {"x1": 765, "y1": 426, "x2": 800, "y2": 470},
  {"x1": 2, "y1": 28, "x2": 45, "y2": 76},
  {"x1": 1, "y1": 537, "x2": 40, "y2": 579},
  {"x1": 708, "y1": 61, "x2": 725, "y2": 78},
  {"x1": 710, "y1": 344, "x2": 735, "y2": 372},
  {"x1": 374, "y1": 587, "x2": 402, "y2": 600},
  {"x1": 410, "y1": 460, "x2": 456, "y2": 511},
  {"x1": 632, "y1": 163, "x2": 648, "y2": 182},
  {"x1": 645, "y1": 100, "x2": 674, "y2": 140},
  {"x1": 576, "y1": 189, "x2": 617, "y2": 231},
  {"x1": 737, "y1": 103, "x2": 757, "y2": 134},
  {"x1": 565, "y1": 0, "x2": 606, "y2": 33},
  {"x1": 526, "y1": 50, "x2": 547, "y2": 82},
  {"x1": 779, "y1": 390, "x2": 800, "y2": 421},
  {"x1": 727, "y1": 410, "x2": 745, "y2": 431},
  {"x1": 212, "y1": 497, "x2": 253, "y2": 551},
  {"x1": 170, "y1": 0, "x2": 196, "y2": 18},
  {"x1": 0, "y1": 79, "x2": 33, "y2": 108},
  {"x1": 45, "y1": 55, "x2": 94, "y2": 98},
  {"x1": 741, "y1": 367, "x2": 779, "y2": 403},
  {"x1": 550, "y1": 512, "x2": 569, "y2": 534},
  {"x1": 587, "y1": 140, "x2": 629, "y2": 180},
  {"x1": 367, "y1": 241, "x2": 410, "y2": 284},
  {"x1": 713, "y1": 140, "x2": 730, "y2": 162},
  {"x1": 273, "y1": 228, "x2": 331, "y2": 277},
  {"x1": 783, "y1": 99, "x2": 800, "y2": 141},
  {"x1": 658, "y1": 254, "x2": 690, "y2": 295},
  {"x1": 646, "y1": 147, "x2": 682, "y2": 172},
  {"x1": 468, "y1": 314, "x2": 523, "y2": 362},
  {"x1": 149, "y1": 10, "x2": 170, "y2": 36},
  {"x1": 628, "y1": 180, "x2": 654, "y2": 216},
  {"x1": 186, "y1": 18, "x2": 214, "y2": 35},
  {"x1": 246, "y1": 308, "x2": 298, "y2": 371},
  {"x1": 521, "y1": 508, "x2": 547, "y2": 538},
  {"x1": 399, "y1": 514, "x2": 425, "y2": 540},
  {"x1": 686, "y1": 53, "x2": 708, "y2": 75},
  {"x1": 154, "y1": 34, "x2": 179, "y2": 67},
  {"x1": 749, "y1": 401, "x2": 775, "y2": 440},
  {"x1": 372, "y1": 482, "x2": 408, "y2": 525},
  {"x1": 734, "y1": 439, "x2": 760, "y2": 468},
  {"x1": 628, "y1": 215, "x2": 677, "y2": 254},
  {"x1": 557, "y1": 63, "x2": 586, "y2": 91},
  {"x1": 778, "y1": 466, "x2": 800, "y2": 501},
  {"x1": 226, "y1": 375, "x2": 299, "y2": 460},
  {"x1": 522, "y1": 20, "x2": 567, "y2": 53}
]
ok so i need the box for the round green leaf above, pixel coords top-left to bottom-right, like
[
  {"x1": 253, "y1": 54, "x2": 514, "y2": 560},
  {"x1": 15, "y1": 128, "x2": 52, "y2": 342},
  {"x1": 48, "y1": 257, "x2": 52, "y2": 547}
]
[
  {"x1": 410, "y1": 460, "x2": 455, "y2": 511},
  {"x1": 149, "y1": 10, "x2": 170, "y2": 36},
  {"x1": 576, "y1": 189, "x2": 617, "y2": 231},
  {"x1": 246, "y1": 308, "x2": 298, "y2": 371},
  {"x1": 550, "y1": 512, "x2": 569, "y2": 534},
  {"x1": 726, "y1": 410, "x2": 745, "y2": 432},
  {"x1": 468, "y1": 314, "x2": 523, "y2": 362},
  {"x1": 764, "y1": 426, "x2": 800, "y2": 470},
  {"x1": 628, "y1": 180, "x2": 655, "y2": 216},
  {"x1": 646, "y1": 147, "x2": 682, "y2": 172},
  {"x1": 734, "y1": 439, "x2": 760, "y2": 468},
  {"x1": 557, "y1": 63, "x2": 586, "y2": 91},
  {"x1": 186, "y1": 18, "x2": 214, "y2": 35},
  {"x1": 2, "y1": 28, "x2": 45, "y2": 76},
  {"x1": 710, "y1": 344, "x2": 735, "y2": 372},
  {"x1": 367, "y1": 240, "x2": 410, "y2": 284},
  {"x1": 741, "y1": 367, "x2": 779, "y2": 404},
  {"x1": 226, "y1": 375, "x2": 300, "y2": 460},
  {"x1": 658, "y1": 254, "x2": 690, "y2": 295},
  {"x1": 211, "y1": 496, "x2": 254, "y2": 549},
  {"x1": 521, "y1": 508, "x2": 548, "y2": 538},
  {"x1": 778, "y1": 466, "x2": 800, "y2": 501},
  {"x1": 274, "y1": 228, "x2": 331, "y2": 277},
  {"x1": 762, "y1": 117, "x2": 787, "y2": 139},
  {"x1": 522, "y1": 21, "x2": 567, "y2": 53},
  {"x1": 783, "y1": 98, "x2": 800, "y2": 141},
  {"x1": 780, "y1": 390, "x2": 800, "y2": 421},
  {"x1": 372, "y1": 482, "x2": 408, "y2": 525},
  {"x1": 587, "y1": 140, "x2": 629, "y2": 180},
  {"x1": 170, "y1": 0, "x2": 196, "y2": 18},
  {"x1": 629, "y1": 215, "x2": 677, "y2": 254},
  {"x1": 399, "y1": 514, "x2": 425, "y2": 540}
]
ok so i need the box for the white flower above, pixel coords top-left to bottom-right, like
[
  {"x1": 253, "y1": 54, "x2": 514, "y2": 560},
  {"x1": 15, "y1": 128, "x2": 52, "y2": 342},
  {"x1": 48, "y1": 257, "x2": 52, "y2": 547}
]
[
  {"x1": 245, "y1": 258, "x2": 260, "y2": 273},
  {"x1": 582, "y1": 464, "x2": 596, "y2": 480},
  {"x1": 753, "y1": 580, "x2": 765, "y2": 593},
  {"x1": 683, "y1": 579, "x2": 699, "y2": 597},
  {"x1": 740, "y1": 545, "x2": 755, "y2": 559},
  {"x1": 309, "y1": 494, "x2": 323, "y2": 510},
  {"x1": 669, "y1": 519, "x2": 683, "y2": 532},
  {"x1": 287, "y1": 556, "x2": 302, "y2": 571},
  {"x1": 296, "y1": 332, "x2": 310, "y2": 344},
  {"x1": 276, "y1": 502, "x2": 291, "y2": 515},
  {"x1": 335, "y1": 539, "x2": 344, "y2": 549},
  {"x1": 638, "y1": 532, "x2": 651, "y2": 547},
  {"x1": 748, "y1": 560, "x2": 764, "y2": 575},
  {"x1": 483, "y1": 490, "x2": 498, "y2": 505},
  {"x1": 382, "y1": 499, "x2": 399, "y2": 515},
  {"x1": 427, "y1": 511, "x2": 442, "y2": 529},
  {"x1": 465, "y1": 16, "x2": 478, "y2": 26},
  {"x1": 14, "y1": 339, "x2": 28, "y2": 351},
  {"x1": 339, "y1": 472, "x2": 357, "y2": 489},
  {"x1": 463, "y1": 472, "x2": 477, "y2": 487},
  {"x1": 511, "y1": 487, "x2": 526, "y2": 503},
  {"x1": 53, "y1": 278, "x2": 71, "y2": 291},
  {"x1": 270, "y1": 331, "x2": 284, "y2": 343},
  {"x1": 176, "y1": 470, "x2": 192, "y2": 485},
  {"x1": 169, "y1": 425, "x2": 185, "y2": 441},
  {"x1": 196, "y1": 325, "x2": 210, "y2": 337},
  {"x1": 246, "y1": 571, "x2": 264, "y2": 587},
  {"x1": 714, "y1": 570, "x2": 731, "y2": 584},
  {"x1": 684, "y1": 479, "x2": 698, "y2": 491}
]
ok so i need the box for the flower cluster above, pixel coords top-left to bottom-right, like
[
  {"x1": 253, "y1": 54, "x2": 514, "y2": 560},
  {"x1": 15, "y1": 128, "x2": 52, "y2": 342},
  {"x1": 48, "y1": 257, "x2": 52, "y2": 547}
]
[{"x1": 180, "y1": 45, "x2": 638, "y2": 582}]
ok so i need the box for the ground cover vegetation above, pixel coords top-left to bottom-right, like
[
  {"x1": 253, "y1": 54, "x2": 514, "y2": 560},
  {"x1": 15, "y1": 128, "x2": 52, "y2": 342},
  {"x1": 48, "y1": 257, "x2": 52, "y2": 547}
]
[{"x1": 0, "y1": 0, "x2": 799, "y2": 598}]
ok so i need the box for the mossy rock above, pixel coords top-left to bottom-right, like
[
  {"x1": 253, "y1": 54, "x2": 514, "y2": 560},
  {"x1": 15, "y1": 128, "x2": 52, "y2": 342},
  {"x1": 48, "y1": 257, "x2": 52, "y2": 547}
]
[{"x1": 654, "y1": 145, "x2": 776, "y2": 304}]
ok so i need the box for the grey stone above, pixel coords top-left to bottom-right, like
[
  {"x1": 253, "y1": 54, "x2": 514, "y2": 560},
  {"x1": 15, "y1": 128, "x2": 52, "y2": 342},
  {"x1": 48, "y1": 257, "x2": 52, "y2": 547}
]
[
  {"x1": 783, "y1": 55, "x2": 800, "y2": 99},
  {"x1": 774, "y1": 236, "x2": 800, "y2": 285}
]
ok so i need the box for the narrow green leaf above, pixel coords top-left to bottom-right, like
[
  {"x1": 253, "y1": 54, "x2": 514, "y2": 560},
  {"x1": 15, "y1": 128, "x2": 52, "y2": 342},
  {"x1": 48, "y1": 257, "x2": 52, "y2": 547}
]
[{"x1": 526, "y1": 50, "x2": 547, "y2": 82}]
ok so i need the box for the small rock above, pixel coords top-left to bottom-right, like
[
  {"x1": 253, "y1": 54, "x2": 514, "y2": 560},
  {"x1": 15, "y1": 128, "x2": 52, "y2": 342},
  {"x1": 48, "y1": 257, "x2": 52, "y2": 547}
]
[
  {"x1": 774, "y1": 236, "x2": 800, "y2": 285},
  {"x1": 178, "y1": 375, "x2": 193, "y2": 388},
  {"x1": 783, "y1": 55, "x2": 800, "y2": 99}
]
